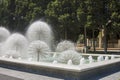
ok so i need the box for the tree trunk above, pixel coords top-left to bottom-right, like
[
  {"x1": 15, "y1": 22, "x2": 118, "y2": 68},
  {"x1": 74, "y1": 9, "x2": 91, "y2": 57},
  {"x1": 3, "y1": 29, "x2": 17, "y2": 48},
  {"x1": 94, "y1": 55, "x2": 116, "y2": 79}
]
[
  {"x1": 84, "y1": 26, "x2": 87, "y2": 53},
  {"x1": 98, "y1": 29, "x2": 102, "y2": 48},
  {"x1": 65, "y1": 26, "x2": 67, "y2": 40},
  {"x1": 93, "y1": 29, "x2": 96, "y2": 53},
  {"x1": 104, "y1": 26, "x2": 107, "y2": 54}
]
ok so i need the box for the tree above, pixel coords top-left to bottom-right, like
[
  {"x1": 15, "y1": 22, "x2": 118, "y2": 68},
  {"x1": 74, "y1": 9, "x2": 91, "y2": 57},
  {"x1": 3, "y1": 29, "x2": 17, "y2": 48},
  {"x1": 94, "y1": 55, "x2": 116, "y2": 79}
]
[
  {"x1": 102, "y1": 0, "x2": 120, "y2": 53},
  {"x1": 0, "y1": 0, "x2": 9, "y2": 26},
  {"x1": 77, "y1": 0, "x2": 106, "y2": 53},
  {"x1": 0, "y1": 0, "x2": 51, "y2": 33},
  {"x1": 77, "y1": 0, "x2": 87, "y2": 49},
  {"x1": 45, "y1": 0, "x2": 81, "y2": 42},
  {"x1": 109, "y1": 0, "x2": 120, "y2": 38},
  {"x1": 0, "y1": 0, "x2": 119, "y2": 52}
]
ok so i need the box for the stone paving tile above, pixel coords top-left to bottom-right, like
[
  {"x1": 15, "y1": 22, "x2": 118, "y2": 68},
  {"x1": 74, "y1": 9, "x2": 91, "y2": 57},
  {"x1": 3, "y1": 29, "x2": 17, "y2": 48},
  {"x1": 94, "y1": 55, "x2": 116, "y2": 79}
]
[
  {"x1": 0, "y1": 67, "x2": 120, "y2": 80},
  {"x1": 0, "y1": 74, "x2": 23, "y2": 80},
  {"x1": 99, "y1": 71, "x2": 120, "y2": 80},
  {"x1": 0, "y1": 67, "x2": 63, "y2": 80}
]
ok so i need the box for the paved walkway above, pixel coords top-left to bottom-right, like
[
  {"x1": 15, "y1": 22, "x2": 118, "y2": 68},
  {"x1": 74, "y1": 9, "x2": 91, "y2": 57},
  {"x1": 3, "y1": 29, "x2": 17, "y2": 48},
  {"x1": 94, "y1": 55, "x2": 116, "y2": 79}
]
[
  {"x1": 0, "y1": 74, "x2": 23, "y2": 80},
  {"x1": 0, "y1": 67, "x2": 63, "y2": 80},
  {"x1": 0, "y1": 67, "x2": 120, "y2": 80},
  {"x1": 100, "y1": 71, "x2": 120, "y2": 80}
]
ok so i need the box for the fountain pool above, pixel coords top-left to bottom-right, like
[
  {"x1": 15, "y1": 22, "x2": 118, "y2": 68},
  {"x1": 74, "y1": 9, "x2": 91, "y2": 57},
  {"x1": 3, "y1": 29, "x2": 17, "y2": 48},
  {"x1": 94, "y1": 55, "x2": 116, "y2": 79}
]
[
  {"x1": 0, "y1": 53, "x2": 120, "y2": 80},
  {"x1": 0, "y1": 21, "x2": 120, "y2": 80}
]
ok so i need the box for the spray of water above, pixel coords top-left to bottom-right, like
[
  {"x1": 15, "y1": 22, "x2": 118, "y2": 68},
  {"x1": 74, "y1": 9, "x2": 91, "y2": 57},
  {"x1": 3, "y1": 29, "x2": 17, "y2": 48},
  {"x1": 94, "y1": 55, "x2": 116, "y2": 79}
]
[
  {"x1": 26, "y1": 21, "x2": 53, "y2": 47},
  {"x1": 5, "y1": 50, "x2": 20, "y2": 58},
  {"x1": 58, "y1": 50, "x2": 81, "y2": 65},
  {"x1": 0, "y1": 27, "x2": 10, "y2": 42},
  {"x1": 2, "y1": 33, "x2": 28, "y2": 58},
  {"x1": 56, "y1": 40, "x2": 75, "y2": 52},
  {"x1": 27, "y1": 40, "x2": 51, "y2": 61},
  {"x1": 0, "y1": 27, "x2": 10, "y2": 55}
]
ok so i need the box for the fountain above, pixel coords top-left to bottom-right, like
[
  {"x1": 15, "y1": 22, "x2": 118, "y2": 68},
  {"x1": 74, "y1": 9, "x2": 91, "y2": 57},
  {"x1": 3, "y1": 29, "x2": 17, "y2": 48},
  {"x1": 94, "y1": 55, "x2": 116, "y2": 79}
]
[
  {"x1": 67, "y1": 59, "x2": 73, "y2": 65},
  {"x1": 0, "y1": 27, "x2": 10, "y2": 42},
  {"x1": 26, "y1": 21, "x2": 53, "y2": 47},
  {"x1": 58, "y1": 50, "x2": 81, "y2": 65},
  {"x1": 97, "y1": 55, "x2": 104, "y2": 61},
  {"x1": 80, "y1": 57, "x2": 86, "y2": 65},
  {"x1": 88, "y1": 55, "x2": 94, "y2": 63},
  {"x1": 52, "y1": 60, "x2": 58, "y2": 64},
  {"x1": 0, "y1": 20, "x2": 120, "y2": 80},
  {"x1": 0, "y1": 27, "x2": 10, "y2": 55},
  {"x1": 105, "y1": 56, "x2": 109, "y2": 60},
  {"x1": 56, "y1": 40, "x2": 75, "y2": 52},
  {"x1": 27, "y1": 40, "x2": 51, "y2": 61},
  {"x1": 111, "y1": 55, "x2": 115, "y2": 59},
  {"x1": 1, "y1": 33, "x2": 28, "y2": 58}
]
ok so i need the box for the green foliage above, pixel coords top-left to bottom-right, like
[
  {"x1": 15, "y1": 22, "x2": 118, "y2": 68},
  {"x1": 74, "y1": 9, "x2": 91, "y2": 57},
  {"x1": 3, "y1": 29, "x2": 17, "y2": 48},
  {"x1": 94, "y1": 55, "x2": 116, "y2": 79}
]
[
  {"x1": 0, "y1": 0, "x2": 119, "y2": 41},
  {"x1": 106, "y1": 0, "x2": 120, "y2": 39},
  {"x1": 0, "y1": 0, "x2": 9, "y2": 26},
  {"x1": 45, "y1": 0, "x2": 81, "y2": 41},
  {"x1": 0, "y1": 0, "x2": 51, "y2": 32}
]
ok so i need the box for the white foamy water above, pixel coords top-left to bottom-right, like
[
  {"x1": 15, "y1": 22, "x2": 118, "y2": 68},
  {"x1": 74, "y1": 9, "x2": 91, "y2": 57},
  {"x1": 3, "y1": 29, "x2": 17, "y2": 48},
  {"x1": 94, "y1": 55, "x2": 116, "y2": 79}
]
[
  {"x1": 58, "y1": 50, "x2": 81, "y2": 65},
  {"x1": 0, "y1": 27, "x2": 10, "y2": 42},
  {"x1": 27, "y1": 40, "x2": 51, "y2": 61},
  {"x1": 56, "y1": 40, "x2": 75, "y2": 52},
  {"x1": 2, "y1": 33, "x2": 28, "y2": 58},
  {"x1": 26, "y1": 21, "x2": 53, "y2": 47}
]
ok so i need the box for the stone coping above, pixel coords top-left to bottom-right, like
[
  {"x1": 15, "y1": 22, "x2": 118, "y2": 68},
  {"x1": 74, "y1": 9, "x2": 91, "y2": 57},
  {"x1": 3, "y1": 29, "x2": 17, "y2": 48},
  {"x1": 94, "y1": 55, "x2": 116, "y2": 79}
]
[
  {"x1": 0, "y1": 54, "x2": 120, "y2": 73},
  {"x1": 81, "y1": 53, "x2": 120, "y2": 57},
  {"x1": 0, "y1": 54, "x2": 120, "y2": 80}
]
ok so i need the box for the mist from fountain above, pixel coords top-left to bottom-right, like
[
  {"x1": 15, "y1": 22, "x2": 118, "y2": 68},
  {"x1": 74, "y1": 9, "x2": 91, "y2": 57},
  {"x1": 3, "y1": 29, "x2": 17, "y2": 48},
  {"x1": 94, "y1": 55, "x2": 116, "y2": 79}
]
[
  {"x1": 56, "y1": 40, "x2": 75, "y2": 52},
  {"x1": 97, "y1": 55, "x2": 104, "y2": 62},
  {"x1": 1, "y1": 33, "x2": 28, "y2": 58},
  {"x1": 67, "y1": 59, "x2": 73, "y2": 65},
  {"x1": 105, "y1": 56, "x2": 109, "y2": 60},
  {"x1": 27, "y1": 40, "x2": 51, "y2": 61},
  {"x1": 0, "y1": 27, "x2": 10, "y2": 55},
  {"x1": 111, "y1": 55, "x2": 115, "y2": 59},
  {"x1": 5, "y1": 50, "x2": 20, "y2": 58},
  {"x1": 58, "y1": 50, "x2": 81, "y2": 65},
  {"x1": 52, "y1": 60, "x2": 58, "y2": 64},
  {"x1": 0, "y1": 27, "x2": 10, "y2": 42},
  {"x1": 80, "y1": 57, "x2": 85, "y2": 65},
  {"x1": 26, "y1": 21, "x2": 53, "y2": 47},
  {"x1": 88, "y1": 55, "x2": 94, "y2": 63}
]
